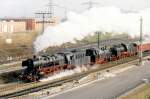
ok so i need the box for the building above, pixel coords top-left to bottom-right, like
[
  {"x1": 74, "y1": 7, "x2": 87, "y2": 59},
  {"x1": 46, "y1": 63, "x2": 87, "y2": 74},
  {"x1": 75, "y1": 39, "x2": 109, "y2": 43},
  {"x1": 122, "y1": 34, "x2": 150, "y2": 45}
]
[
  {"x1": 0, "y1": 18, "x2": 35, "y2": 33},
  {"x1": 0, "y1": 16, "x2": 60, "y2": 33}
]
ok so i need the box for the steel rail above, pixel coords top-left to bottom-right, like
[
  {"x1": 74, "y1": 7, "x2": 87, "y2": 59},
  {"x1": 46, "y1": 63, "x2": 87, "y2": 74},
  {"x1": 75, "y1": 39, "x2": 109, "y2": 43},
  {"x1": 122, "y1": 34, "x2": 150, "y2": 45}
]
[{"x1": 0, "y1": 52, "x2": 149, "y2": 98}]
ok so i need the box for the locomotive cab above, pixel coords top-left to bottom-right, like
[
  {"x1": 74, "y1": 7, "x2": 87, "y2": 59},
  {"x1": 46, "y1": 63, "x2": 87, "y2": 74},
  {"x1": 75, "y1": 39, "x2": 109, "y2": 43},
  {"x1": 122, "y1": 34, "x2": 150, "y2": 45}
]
[{"x1": 86, "y1": 48, "x2": 98, "y2": 64}]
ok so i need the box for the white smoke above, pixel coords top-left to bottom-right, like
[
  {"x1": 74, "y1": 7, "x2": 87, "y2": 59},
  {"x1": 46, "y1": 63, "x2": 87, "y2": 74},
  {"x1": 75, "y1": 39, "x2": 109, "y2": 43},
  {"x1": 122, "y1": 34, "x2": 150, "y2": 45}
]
[{"x1": 34, "y1": 6, "x2": 150, "y2": 53}]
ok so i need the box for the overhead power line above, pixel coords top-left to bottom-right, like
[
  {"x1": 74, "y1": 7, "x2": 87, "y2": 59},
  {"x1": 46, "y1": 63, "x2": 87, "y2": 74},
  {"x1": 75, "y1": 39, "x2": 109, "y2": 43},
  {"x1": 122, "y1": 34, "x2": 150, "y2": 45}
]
[
  {"x1": 46, "y1": 0, "x2": 57, "y2": 18},
  {"x1": 35, "y1": 12, "x2": 52, "y2": 33},
  {"x1": 82, "y1": 0, "x2": 99, "y2": 10}
]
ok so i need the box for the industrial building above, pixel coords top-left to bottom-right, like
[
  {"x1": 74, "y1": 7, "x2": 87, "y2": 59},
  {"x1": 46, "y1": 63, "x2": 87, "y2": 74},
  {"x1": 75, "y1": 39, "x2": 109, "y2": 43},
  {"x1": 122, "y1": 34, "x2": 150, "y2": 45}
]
[
  {"x1": 0, "y1": 18, "x2": 35, "y2": 33},
  {"x1": 0, "y1": 17, "x2": 60, "y2": 33}
]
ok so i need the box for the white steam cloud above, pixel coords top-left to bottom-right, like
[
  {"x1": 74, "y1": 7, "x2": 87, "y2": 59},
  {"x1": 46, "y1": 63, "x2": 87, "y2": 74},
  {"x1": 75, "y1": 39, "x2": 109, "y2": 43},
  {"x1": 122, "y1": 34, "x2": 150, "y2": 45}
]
[{"x1": 34, "y1": 6, "x2": 150, "y2": 53}]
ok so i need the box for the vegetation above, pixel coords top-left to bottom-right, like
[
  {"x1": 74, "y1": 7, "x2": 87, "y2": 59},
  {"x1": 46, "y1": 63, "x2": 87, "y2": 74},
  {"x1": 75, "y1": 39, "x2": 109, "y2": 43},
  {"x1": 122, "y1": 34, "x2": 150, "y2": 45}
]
[
  {"x1": 0, "y1": 32, "x2": 38, "y2": 63},
  {"x1": 120, "y1": 83, "x2": 150, "y2": 99}
]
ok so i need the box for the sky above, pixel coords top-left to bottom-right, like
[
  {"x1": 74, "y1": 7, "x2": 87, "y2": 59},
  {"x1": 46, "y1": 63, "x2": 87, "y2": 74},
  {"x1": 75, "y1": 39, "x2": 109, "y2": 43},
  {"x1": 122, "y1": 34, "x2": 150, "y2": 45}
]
[{"x1": 0, "y1": 0, "x2": 150, "y2": 19}]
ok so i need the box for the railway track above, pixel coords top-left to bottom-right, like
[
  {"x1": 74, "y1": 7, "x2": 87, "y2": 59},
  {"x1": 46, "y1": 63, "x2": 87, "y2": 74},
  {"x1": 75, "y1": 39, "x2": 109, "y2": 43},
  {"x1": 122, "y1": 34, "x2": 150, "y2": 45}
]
[
  {"x1": 0, "y1": 51, "x2": 149, "y2": 98},
  {"x1": 0, "y1": 61, "x2": 22, "y2": 75}
]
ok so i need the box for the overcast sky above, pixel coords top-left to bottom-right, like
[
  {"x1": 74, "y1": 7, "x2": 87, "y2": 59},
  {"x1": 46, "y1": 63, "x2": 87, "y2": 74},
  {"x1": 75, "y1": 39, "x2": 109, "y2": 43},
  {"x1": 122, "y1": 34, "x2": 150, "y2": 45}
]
[{"x1": 0, "y1": 0, "x2": 150, "y2": 18}]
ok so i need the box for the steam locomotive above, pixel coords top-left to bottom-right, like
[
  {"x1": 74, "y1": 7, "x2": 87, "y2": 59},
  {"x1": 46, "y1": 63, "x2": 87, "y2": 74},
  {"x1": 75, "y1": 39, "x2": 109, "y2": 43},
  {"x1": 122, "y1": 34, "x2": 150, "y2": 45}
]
[{"x1": 20, "y1": 42, "x2": 150, "y2": 82}]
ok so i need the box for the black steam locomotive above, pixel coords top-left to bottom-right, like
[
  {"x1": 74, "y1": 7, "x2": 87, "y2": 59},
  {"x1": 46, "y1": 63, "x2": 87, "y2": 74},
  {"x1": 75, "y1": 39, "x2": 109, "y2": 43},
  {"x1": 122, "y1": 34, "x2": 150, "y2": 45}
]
[{"x1": 20, "y1": 43, "x2": 137, "y2": 81}]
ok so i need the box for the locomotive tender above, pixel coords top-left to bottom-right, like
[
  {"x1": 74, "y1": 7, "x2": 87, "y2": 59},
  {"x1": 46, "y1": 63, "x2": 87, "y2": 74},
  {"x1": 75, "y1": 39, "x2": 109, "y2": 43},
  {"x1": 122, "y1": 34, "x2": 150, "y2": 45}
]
[{"x1": 21, "y1": 42, "x2": 149, "y2": 82}]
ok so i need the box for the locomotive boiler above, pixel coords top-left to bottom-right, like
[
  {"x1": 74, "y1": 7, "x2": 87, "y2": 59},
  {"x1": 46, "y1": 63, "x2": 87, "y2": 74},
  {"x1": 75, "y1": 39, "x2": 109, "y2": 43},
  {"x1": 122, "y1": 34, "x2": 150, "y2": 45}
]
[{"x1": 21, "y1": 42, "x2": 148, "y2": 82}]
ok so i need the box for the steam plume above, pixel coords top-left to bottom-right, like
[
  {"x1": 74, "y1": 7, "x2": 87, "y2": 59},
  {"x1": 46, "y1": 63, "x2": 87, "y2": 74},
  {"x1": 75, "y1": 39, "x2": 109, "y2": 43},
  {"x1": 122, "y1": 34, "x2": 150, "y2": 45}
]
[{"x1": 34, "y1": 6, "x2": 150, "y2": 53}]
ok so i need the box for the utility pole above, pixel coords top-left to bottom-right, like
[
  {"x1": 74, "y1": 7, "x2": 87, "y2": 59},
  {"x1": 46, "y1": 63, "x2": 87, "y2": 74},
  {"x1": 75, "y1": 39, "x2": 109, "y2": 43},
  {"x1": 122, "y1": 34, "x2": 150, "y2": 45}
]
[
  {"x1": 35, "y1": 12, "x2": 52, "y2": 33},
  {"x1": 82, "y1": 0, "x2": 99, "y2": 10},
  {"x1": 139, "y1": 17, "x2": 143, "y2": 65},
  {"x1": 35, "y1": 0, "x2": 56, "y2": 34},
  {"x1": 96, "y1": 31, "x2": 101, "y2": 48},
  {"x1": 46, "y1": 0, "x2": 56, "y2": 18},
  {"x1": 47, "y1": 0, "x2": 69, "y2": 20}
]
